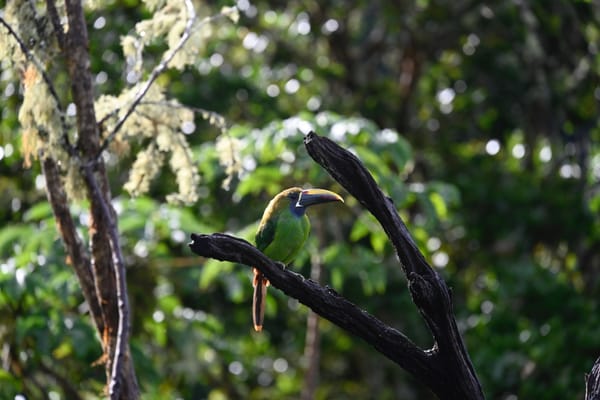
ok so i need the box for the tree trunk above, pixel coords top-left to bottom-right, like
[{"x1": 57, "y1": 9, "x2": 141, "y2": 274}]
[{"x1": 43, "y1": 0, "x2": 140, "y2": 398}]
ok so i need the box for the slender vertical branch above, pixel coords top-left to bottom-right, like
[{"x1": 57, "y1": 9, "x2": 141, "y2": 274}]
[
  {"x1": 45, "y1": 0, "x2": 66, "y2": 48},
  {"x1": 301, "y1": 247, "x2": 323, "y2": 400},
  {"x1": 58, "y1": 0, "x2": 139, "y2": 397},
  {"x1": 40, "y1": 156, "x2": 104, "y2": 334},
  {"x1": 80, "y1": 164, "x2": 132, "y2": 399}
]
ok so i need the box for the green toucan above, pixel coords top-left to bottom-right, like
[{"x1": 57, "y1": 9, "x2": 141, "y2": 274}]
[{"x1": 253, "y1": 187, "x2": 344, "y2": 331}]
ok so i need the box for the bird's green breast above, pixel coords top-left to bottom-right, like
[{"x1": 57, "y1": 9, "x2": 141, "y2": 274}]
[{"x1": 256, "y1": 208, "x2": 310, "y2": 265}]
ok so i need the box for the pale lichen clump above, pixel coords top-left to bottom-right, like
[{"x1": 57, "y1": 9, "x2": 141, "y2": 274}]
[
  {"x1": 1, "y1": 1, "x2": 65, "y2": 167},
  {"x1": 215, "y1": 135, "x2": 243, "y2": 191},
  {"x1": 96, "y1": 84, "x2": 200, "y2": 205},
  {"x1": 165, "y1": 135, "x2": 200, "y2": 204},
  {"x1": 64, "y1": 160, "x2": 89, "y2": 202},
  {"x1": 123, "y1": 144, "x2": 164, "y2": 197},
  {"x1": 220, "y1": 6, "x2": 240, "y2": 25},
  {"x1": 104, "y1": 0, "x2": 241, "y2": 204},
  {"x1": 0, "y1": 0, "x2": 58, "y2": 65},
  {"x1": 18, "y1": 65, "x2": 66, "y2": 166},
  {"x1": 120, "y1": 0, "x2": 239, "y2": 71},
  {"x1": 123, "y1": 0, "x2": 201, "y2": 71},
  {"x1": 169, "y1": 6, "x2": 239, "y2": 70}
]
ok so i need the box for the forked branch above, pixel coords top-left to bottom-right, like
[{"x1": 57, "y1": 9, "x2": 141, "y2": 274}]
[
  {"x1": 190, "y1": 132, "x2": 484, "y2": 399},
  {"x1": 188, "y1": 233, "x2": 430, "y2": 378}
]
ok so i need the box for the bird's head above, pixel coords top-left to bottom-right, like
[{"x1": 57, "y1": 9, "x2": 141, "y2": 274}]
[{"x1": 281, "y1": 187, "x2": 344, "y2": 216}]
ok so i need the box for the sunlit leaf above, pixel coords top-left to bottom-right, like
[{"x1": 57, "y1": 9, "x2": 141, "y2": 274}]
[{"x1": 22, "y1": 202, "x2": 53, "y2": 222}]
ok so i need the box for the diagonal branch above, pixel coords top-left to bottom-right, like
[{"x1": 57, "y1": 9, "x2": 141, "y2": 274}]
[
  {"x1": 304, "y1": 131, "x2": 430, "y2": 276},
  {"x1": 188, "y1": 233, "x2": 431, "y2": 377}
]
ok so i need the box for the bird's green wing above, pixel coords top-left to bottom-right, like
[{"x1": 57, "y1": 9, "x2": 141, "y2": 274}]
[{"x1": 256, "y1": 213, "x2": 278, "y2": 251}]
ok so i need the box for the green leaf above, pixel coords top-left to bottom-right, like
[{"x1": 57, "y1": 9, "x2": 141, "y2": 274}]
[
  {"x1": 22, "y1": 202, "x2": 53, "y2": 222},
  {"x1": 331, "y1": 266, "x2": 344, "y2": 291},
  {"x1": 349, "y1": 219, "x2": 370, "y2": 242},
  {"x1": 199, "y1": 259, "x2": 233, "y2": 289},
  {"x1": 370, "y1": 232, "x2": 387, "y2": 255},
  {"x1": 428, "y1": 191, "x2": 448, "y2": 219},
  {"x1": 119, "y1": 212, "x2": 147, "y2": 234},
  {"x1": 0, "y1": 225, "x2": 32, "y2": 255},
  {"x1": 177, "y1": 208, "x2": 213, "y2": 233}
]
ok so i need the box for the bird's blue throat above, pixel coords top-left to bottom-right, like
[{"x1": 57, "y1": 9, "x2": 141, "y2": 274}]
[{"x1": 289, "y1": 202, "x2": 306, "y2": 217}]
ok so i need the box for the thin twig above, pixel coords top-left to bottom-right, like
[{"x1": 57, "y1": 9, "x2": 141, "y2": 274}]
[
  {"x1": 302, "y1": 229, "x2": 323, "y2": 400},
  {"x1": 96, "y1": 0, "x2": 197, "y2": 159},
  {"x1": 79, "y1": 164, "x2": 130, "y2": 400},
  {"x1": 41, "y1": 155, "x2": 105, "y2": 334},
  {"x1": 0, "y1": 15, "x2": 74, "y2": 156},
  {"x1": 46, "y1": 0, "x2": 66, "y2": 48}
]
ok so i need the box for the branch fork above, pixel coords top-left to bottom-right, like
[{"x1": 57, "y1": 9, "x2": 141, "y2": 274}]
[{"x1": 190, "y1": 132, "x2": 484, "y2": 399}]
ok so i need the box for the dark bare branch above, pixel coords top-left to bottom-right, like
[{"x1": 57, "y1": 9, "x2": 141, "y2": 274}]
[
  {"x1": 304, "y1": 131, "x2": 483, "y2": 399},
  {"x1": 586, "y1": 357, "x2": 600, "y2": 400},
  {"x1": 303, "y1": 131, "x2": 430, "y2": 276},
  {"x1": 188, "y1": 233, "x2": 431, "y2": 376}
]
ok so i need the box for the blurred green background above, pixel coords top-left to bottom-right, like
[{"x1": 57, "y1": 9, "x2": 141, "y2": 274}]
[{"x1": 1, "y1": 0, "x2": 599, "y2": 399}]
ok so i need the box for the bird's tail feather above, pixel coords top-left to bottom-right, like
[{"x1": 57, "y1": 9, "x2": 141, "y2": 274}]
[{"x1": 252, "y1": 268, "x2": 268, "y2": 331}]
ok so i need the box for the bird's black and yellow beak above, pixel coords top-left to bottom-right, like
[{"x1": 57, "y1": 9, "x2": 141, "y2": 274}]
[{"x1": 297, "y1": 188, "x2": 344, "y2": 208}]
